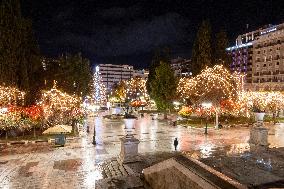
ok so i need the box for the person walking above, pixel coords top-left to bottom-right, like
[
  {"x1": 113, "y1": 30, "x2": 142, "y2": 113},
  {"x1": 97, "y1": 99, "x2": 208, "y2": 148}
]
[{"x1": 174, "y1": 138, "x2": 178, "y2": 151}]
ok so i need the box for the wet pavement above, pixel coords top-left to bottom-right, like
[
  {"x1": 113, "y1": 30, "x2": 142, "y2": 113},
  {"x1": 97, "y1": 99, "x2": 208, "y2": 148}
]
[{"x1": 1, "y1": 113, "x2": 284, "y2": 188}]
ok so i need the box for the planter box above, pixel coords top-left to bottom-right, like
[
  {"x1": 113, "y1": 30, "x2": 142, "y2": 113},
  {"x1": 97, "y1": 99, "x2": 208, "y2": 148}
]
[
  {"x1": 123, "y1": 119, "x2": 136, "y2": 130},
  {"x1": 10, "y1": 141, "x2": 27, "y2": 145},
  {"x1": 35, "y1": 140, "x2": 48, "y2": 143},
  {"x1": 152, "y1": 114, "x2": 158, "y2": 120},
  {"x1": 254, "y1": 112, "x2": 265, "y2": 122}
]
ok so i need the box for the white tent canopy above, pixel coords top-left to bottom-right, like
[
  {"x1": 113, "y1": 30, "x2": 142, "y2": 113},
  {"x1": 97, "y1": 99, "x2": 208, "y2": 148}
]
[{"x1": 43, "y1": 125, "x2": 72, "y2": 134}]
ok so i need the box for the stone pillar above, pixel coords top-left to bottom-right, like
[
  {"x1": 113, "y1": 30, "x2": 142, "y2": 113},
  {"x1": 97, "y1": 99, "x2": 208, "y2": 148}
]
[
  {"x1": 249, "y1": 127, "x2": 268, "y2": 146},
  {"x1": 118, "y1": 119, "x2": 141, "y2": 164},
  {"x1": 118, "y1": 136, "x2": 140, "y2": 164},
  {"x1": 249, "y1": 113, "x2": 269, "y2": 150}
]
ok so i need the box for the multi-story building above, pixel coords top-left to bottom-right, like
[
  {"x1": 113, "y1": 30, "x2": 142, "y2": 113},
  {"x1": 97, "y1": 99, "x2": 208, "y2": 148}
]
[
  {"x1": 97, "y1": 64, "x2": 134, "y2": 90},
  {"x1": 170, "y1": 57, "x2": 192, "y2": 77},
  {"x1": 227, "y1": 43, "x2": 253, "y2": 84},
  {"x1": 133, "y1": 69, "x2": 149, "y2": 79},
  {"x1": 227, "y1": 23, "x2": 284, "y2": 91}
]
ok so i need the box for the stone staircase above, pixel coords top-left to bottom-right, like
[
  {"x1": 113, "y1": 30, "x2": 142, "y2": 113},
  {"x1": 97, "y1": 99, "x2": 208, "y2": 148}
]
[
  {"x1": 95, "y1": 158, "x2": 148, "y2": 189},
  {"x1": 97, "y1": 159, "x2": 133, "y2": 178},
  {"x1": 143, "y1": 155, "x2": 247, "y2": 189}
]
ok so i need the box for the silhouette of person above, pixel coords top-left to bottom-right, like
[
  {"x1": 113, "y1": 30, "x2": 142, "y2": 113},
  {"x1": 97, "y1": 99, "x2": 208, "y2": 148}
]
[{"x1": 174, "y1": 138, "x2": 178, "y2": 151}]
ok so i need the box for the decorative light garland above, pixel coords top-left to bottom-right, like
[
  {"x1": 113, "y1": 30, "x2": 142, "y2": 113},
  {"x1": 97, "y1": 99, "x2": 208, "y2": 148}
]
[
  {"x1": 111, "y1": 78, "x2": 149, "y2": 105},
  {"x1": 126, "y1": 77, "x2": 149, "y2": 104},
  {"x1": 91, "y1": 68, "x2": 107, "y2": 105},
  {"x1": 177, "y1": 65, "x2": 284, "y2": 117},
  {"x1": 0, "y1": 85, "x2": 25, "y2": 106},
  {"x1": 37, "y1": 83, "x2": 82, "y2": 123},
  {"x1": 177, "y1": 65, "x2": 239, "y2": 104}
]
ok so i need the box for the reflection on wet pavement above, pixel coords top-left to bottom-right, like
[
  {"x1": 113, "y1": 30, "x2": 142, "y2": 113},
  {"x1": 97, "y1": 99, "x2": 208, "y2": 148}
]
[
  {"x1": 184, "y1": 123, "x2": 284, "y2": 186},
  {"x1": 1, "y1": 113, "x2": 284, "y2": 188}
]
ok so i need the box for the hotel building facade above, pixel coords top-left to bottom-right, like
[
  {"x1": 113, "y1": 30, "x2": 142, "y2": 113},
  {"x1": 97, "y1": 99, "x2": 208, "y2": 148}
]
[
  {"x1": 170, "y1": 57, "x2": 192, "y2": 77},
  {"x1": 227, "y1": 23, "x2": 284, "y2": 91}
]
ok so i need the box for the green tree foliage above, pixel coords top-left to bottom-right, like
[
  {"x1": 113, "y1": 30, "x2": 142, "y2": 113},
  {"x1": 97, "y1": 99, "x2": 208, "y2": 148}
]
[
  {"x1": 0, "y1": 0, "x2": 20, "y2": 85},
  {"x1": 191, "y1": 20, "x2": 213, "y2": 76},
  {"x1": 214, "y1": 30, "x2": 231, "y2": 68},
  {"x1": 0, "y1": 0, "x2": 44, "y2": 105},
  {"x1": 44, "y1": 53, "x2": 92, "y2": 98},
  {"x1": 150, "y1": 61, "x2": 177, "y2": 111},
  {"x1": 146, "y1": 47, "x2": 171, "y2": 97}
]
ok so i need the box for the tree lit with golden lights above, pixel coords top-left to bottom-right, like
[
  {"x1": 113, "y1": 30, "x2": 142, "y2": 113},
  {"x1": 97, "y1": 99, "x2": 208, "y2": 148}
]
[
  {"x1": 178, "y1": 65, "x2": 238, "y2": 105},
  {"x1": 37, "y1": 84, "x2": 82, "y2": 125}
]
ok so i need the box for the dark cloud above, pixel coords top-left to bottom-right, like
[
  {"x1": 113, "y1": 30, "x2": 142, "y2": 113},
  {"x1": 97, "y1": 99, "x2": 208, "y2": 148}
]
[
  {"x1": 55, "y1": 12, "x2": 190, "y2": 57},
  {"x1": 99, "y1": 5, "x2": 142, "y2": 20},
  {"x1": 22, "y1": 0, "x2": 284, "y2": 68}
]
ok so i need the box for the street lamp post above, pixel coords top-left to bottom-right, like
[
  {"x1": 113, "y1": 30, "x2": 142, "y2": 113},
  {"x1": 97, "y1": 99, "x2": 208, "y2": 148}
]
[
  {"x1": 205, "y1": 116, "x2": 208, "y2": 135},
  {"x1": 202, "y1": 102, "x2": 212, "y2": 135},
  {"x1": 92, "y1": 124, "x2": 96, "y2": 145}
]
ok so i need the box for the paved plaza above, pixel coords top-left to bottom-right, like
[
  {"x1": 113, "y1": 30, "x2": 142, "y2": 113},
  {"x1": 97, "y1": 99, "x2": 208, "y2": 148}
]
[{"x1": 1, "y1": 113, "x2": 284, "y2": 188}]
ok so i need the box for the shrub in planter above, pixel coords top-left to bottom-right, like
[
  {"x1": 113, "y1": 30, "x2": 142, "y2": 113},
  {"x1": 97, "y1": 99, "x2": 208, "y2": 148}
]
[
  {"x1": 178, "y1": 106, "x2": 193, "y2": 118},
  {"x1": 250, "y1": 100, "x2": 265, "y2": 113}
]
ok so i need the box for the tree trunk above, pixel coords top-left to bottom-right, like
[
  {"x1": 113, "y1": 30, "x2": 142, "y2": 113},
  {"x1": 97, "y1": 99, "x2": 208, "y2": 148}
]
[
  {"x1": 273, "y1": 111, "x2": 277, "y2": 125},
  {"x1": 33, "y1": 125, "x2": 36, "y2": 138},
  {"x1": 215, "y1": 108, "x2": 219, "y2": 129},
  {"x1": 164, "y1": 112, "x2": 168, "y2": 119}
]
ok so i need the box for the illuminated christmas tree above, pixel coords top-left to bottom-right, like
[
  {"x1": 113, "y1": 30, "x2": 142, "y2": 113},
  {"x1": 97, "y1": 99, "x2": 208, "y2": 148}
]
[{"x1": 92, "y1": 66, "x2": 106, "y2": 105}]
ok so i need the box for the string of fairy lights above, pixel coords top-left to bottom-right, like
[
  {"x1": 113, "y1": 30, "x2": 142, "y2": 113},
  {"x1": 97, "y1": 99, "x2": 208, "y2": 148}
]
[
  {"x1": 1, "y1": 64, "x2": 284, "y2": 131},
  {"x1": 177, "y1": 65, "x2": 240, "y2": 102},
  {"x1": 0, "y1": 82, "x2": 82, "y2": 130},
  {"x1": 91, "y1": 67, "x2": 107, "y2": 105},
  {"x1": 0, "y1": 86, "x2": 25, "y2": 106},
  {"x1": 177, "y1": 65, "x2": 284, "y2": 117},
  {"x1": 37, "y1": 83, "x2": 81, "y2": 121},
  {"x1": 109, "y1": 77, "x2": 149, "y2": 105},
  {"x1": 239, "y1": 91, "x2": 284, "y2": 112},
  {"x1": 37, "y1": 88, "x2": 81, "y2": 110},
  {"x1": 126, "y1": 77, "x2": 149, "y2": 100}
]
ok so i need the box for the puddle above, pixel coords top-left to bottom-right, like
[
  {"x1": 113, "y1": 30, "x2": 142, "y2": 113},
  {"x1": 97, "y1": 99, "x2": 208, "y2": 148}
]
[
  {"x1": 184, "y1": 142, "x2": 284, "y2": 186},
  {"x1": 18, "y1": 162, "x2": 39, "y2": 177},
  {"x1": 53, "y1": 159, "x2": 82, "y2": 171}
]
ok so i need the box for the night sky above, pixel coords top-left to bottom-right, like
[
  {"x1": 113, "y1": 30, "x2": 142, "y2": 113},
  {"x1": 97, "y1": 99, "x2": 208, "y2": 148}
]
[{"x1": 22, "y1": 0, "x2": 284, "y2": 68}]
